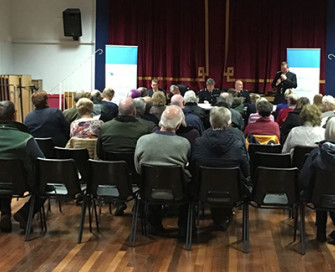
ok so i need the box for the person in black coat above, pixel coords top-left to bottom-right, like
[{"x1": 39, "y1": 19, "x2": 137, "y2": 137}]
[
  {"x1": 280, "y1": 97, "x2": 310, "y2": 145},
  {"x1": 24, "y1": 90, "x2": 70, "y2": 147},
  {"x1": 198, "y1": 78, "x2": 223, "y2": 105},
  {"x1": 235, "y1": 80, "x2": 251, "y2": 105},
  {"x1": 147, "y1": 78, "x2": 166, "y2": 97},
  {"x1": 191, "y1": 106, "x2": 250, "y2": 230},
  {"x1": 271, "y1": 61, "x2": 297, "y2": 104},
  {"x1": 300, "y1": 118, "x2": 335, "y2": 243}
]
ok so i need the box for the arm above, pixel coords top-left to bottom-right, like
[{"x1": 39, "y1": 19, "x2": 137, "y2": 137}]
[
  {"x1": 285, "y1": 73, "x2": 297, "y2": 88},
  {"x1": 57, "y1": 110, "x2": 70, "y2": 140},
  {"x1": 198, "y1": 91, "x2": 205, "y2": 103},
  {"x1": 271, "y1": 72, "x2": 281, "y2": 88}
]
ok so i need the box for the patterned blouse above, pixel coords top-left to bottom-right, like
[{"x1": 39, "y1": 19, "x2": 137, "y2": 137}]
[{"x1": 70, "y1": 118, "x2": 104, "y2": 138}]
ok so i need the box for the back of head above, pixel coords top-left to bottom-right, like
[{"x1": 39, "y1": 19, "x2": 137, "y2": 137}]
[
  {"x1": 250, "y1": 93, "x2": 260, "y2": 103},
  {"x1": 210, "y1": 106, "x2": 232, "y2": 130},
  {"x1": 227, "y1": 88, "x2": 237, "y2": 97},
  {"x1": 90, "y1": 90, "x2": 102, "y2": 103},
  {"x1": 256, "y1": 99, "x2": 272, "y2": 117},
  {"x1": 0, "y1": 101, "x2": 15, "y2": 121},
  {"x1": 73, "y1": 90, "x2": 87, "y2": 103},
  {"x1": 169, "y1": 85, "x2": 180, "y2": 95},
  {"x1": 137, "y1": 87, "x2": 148, "y2": 97},
  {"x1": 325, "y1": 117, "x2": 335, "y2": 141},
  {"x1": 299, "y1": 104, "x2": 322, "y2": 127},
  {"x1": 288, "y1": 93, "x2": 298, "y2": 106},
  {"x1": 232, "y1": 97, "x2": 243, "y2": 107},
  {"x1": 322, "y1": 95, "x2": 335, "y2": 112},
  {"x1": 102, "y1": 88, "x2": 115, "y2": 100},
  {"x1": 152, "y1": 91, "x2": 166, "y2": 106},
  {"x1": 170, "y1": 94, "x2": 184, "y2": 108},
  {"x1": 32, "y1": 90, "x2": 48, "y2": 109},
  {"x1": 217, "y1": 93, "x2": 233, "y2": 108},
  {"x1": 284, "y1": 89, "x2": 295, "y2": 100},
  {"x1": 296, "y1": 97, "x2": 310, "y2": 110},
  {"x1": 128, "y1": 89, "x2": 141, "y2": 99},
  {"x1": 184, "y1": 90, "x2": 197, "y2": 104},
  {"x1": 159, "y1": 105, "x2": 185, "y2": 130},
  {"x1": 76, "y1": 98, "x2": 93, "y2": 116},
  {"x1": 313, "y1": 94, "x2": 323, "y2": 108},
  {"x1": 133, "y1": 97, "x2": 146, "y2": 115},
  {"x1": 119, "y1": 97, "x2": 135, "y2": 116}
]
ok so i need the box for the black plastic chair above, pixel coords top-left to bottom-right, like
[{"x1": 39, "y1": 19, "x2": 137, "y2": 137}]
[
  {"x1": 292, "y1": 146, "x2": 316, "y2": 170},
  {"x1": 196, "y1": 166, "x2": 249, "y2": 252},
  {"x1": 104, "y1": 151, "x2": 140, "y2": 185},
  {"x1": 35, "y1": 137, "x2": 55, "y2": 159},
  {"x1": 301, "y1": 168, "x2": 335, "y2": 255},
  {"x1": 129, "y1": 164, "x2": 192, "y2": 249},
  {"x1": 37, "y1": 158, "x2": 90, "y2": 241},
  {"x1": 78, "y1": 159, "x2": 136, "y2": 243},
  {"x1": 0, "y1": 159, "x2": 41, "y2": 241},
  {"x1": 54, "y1": 147, "x2": 90, "y2": 184},
  {"x1": 251, "y1": 167, "x2": 301, "y2": 253}
]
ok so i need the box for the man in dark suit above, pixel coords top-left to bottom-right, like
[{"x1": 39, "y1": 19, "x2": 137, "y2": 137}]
[
  {"x1": 147, "y1": 78, "x2": 166, "y2": 97},
  {"x1": 235, "y1": 80, "x2": 250, "y2": 104},
  {"x1": 271, "y1": 61, "x2": 297, "y2": 104},
  {"x1": 198, "y1": 78, "x2": 223, "y2": 105}
]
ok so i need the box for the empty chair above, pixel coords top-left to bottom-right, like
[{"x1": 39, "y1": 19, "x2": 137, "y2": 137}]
[
  {"x1": 129, "y1": 164, "x2": 192, "y2": 249},
  {"x1": 196, "y1": 166, "x2": 249, "y2": 252},
  {"x1": 0, "y1": 159, "x2": 41, "y2": 241},
  {"x1": 251, "y1": 167, "x2": 301, "y2": 253},
  {"x1": 292, "y1": 145, "x2": 316, "y2": 170},
  {"x1": 35, "y1": 137, "x2": 55, "y2": 158},
  {"x1": 78, "y1": 159, "x2": 136, "y2": 243},
  {"x1": 37, "y1": 158, "x2": 89, "y2": 240},
  {"x1": 54, "y1": 147, "x2": 90, "y2": 184}
]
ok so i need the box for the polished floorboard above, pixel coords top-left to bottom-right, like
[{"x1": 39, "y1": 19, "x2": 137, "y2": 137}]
[{"x1": 1, "y1": 199, "x2": 335, "y2": 272}]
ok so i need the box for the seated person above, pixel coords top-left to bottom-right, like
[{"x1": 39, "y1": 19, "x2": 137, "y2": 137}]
[
  {"x1": 273, "y1": 89, "x2": 295, "y2": 119},
  {"x1": 282, "y1": 104, "x2": 325, "y2": 153},
  {"x1": 231, "y1": 96, "x2": 245, "y2": 116},
  {"x1": 0, "y1": 101, "x2": 44, "y2": 232},
  {"x1": 245, "y1": 93, "x2": 260, "y2": 123},
  {"x1": 235, "y1": 80, "x2": 251, "y2": 105},
  {"x1": 244, "y1": 99, "x2": 280, "y2": 140},
  {"x1": 248, "y1": 98, "x2": 275, "y2": 124},
  {"x1": 183, "y1": 90, "x2": 208, "y2": 128},
  {"x1": 137, "y1": 87, "x2": 148, "y2": 97},
  {"x1": 24, "y1": 90, "x2": 69, "y2": 147},
  {"x1": 63, "y1": 90, "x2": 86, "y2": 123},
  {"x1": 133, "y1": 98, "x2": 158, "y2": 132},
  {"x1": 191, "y1": 106, "x2": 250, "y2": 230},
  {"x1": 321, "y1": 95, "x2": 335, "y2": 128},
  {"x1": 90, "y1": 90, "x2": 103, "y2": 117},
  {"x1": 142, "y1": 97, "x2": 159, "y2": 125},
  {"x1": 149, "y1": 91, "x2": 167, "y2": 120},
  {"x1": 276, "y1": 93, "x2": 298, "y2": 126},
  {"x1": 313, "y1": 93, "x2": 323, "y2": 112},
  {"x1": 147, "y1": 78, "x2": 166, "y2": 97},
  {"x1": 70, "y1": 98, "x2": 103, "y2": 139},
  {"x1": 198, "y1": 78, "x2": 222, "y2": 105},
  {"x1": 167, "y1": 85, "x2": 180, "y2": 104},
  {"x1": 100, "y1": 88, "x2": 119, "y2": 122},
  {"x1": 135, "y1": 106, "x2": 191, "y2": 235},
  {"x1": 300, "y1": 117, "x2": 335, "y2": 243}
]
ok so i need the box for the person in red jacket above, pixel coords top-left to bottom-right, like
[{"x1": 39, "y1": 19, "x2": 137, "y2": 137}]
[
  {"x1": 276, "y1": 93, "x2": 298, "y2": 126},
  {"x1": 244, "y1": 99, "x2": 280, "y2": 140}
]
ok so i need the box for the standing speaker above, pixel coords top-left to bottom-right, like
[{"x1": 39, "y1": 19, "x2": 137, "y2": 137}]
[{"x1": 63, "y1": 8, "x2": 82, "y2": 40}]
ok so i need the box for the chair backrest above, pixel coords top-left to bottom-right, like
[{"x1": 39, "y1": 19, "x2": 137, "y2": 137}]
[
  {"x1": 104, "y1": 151, "x2": 140, "y2": 184},
  {"x1": 88, "y1": 159, "x2": 133, "y2": 201},
  {"x1": 37, "y1": 158, "x2": 81, "y2": 198},
  {"x1": 292, "y1": 145, "x2": 316, "y2": 170},
  {"x1": 141, "y1": 164, "x2": 185, "y2": 203},
  {"x1": 65, "y1": 137, "x2": 98, "y2": 159},
  {"x1": 35, "y1": 137, "x2": 55, "y2": 159},
  {"x1": 0, "y1": 159, "x2": 30, "y2": 196},
  {"x1": 252, "y1": 152, "x2": 291, "y2": 180},
  {"x1": 311, "y1": 169, "x2": 335, "y2": 209},
  {"x1": 199, "y1": 166, "x2": 242, "y2": 205},
  {"x1": 54, "y1": 147, "x2": 90, "y2": 183},
  {"x1": 253, "y1": 167, "x2": 299, "y2": 206},
  {"x1": 246, "y1": 135, "x2": 280, "y2": 150}
]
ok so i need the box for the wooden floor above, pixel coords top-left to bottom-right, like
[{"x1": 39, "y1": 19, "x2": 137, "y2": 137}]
[{"x1": 1, "y1": 199, "x2": 335, "y2": 272}]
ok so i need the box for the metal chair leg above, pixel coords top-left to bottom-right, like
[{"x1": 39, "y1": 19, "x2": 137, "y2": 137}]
[
  {"x1": 93, "y1": 199, "x2": 100, "y2": 232},
  {"x1": 185, "y1": 202, "x2": 193, "y2": 250},
  {"x1": 293, "y1": 204, "x2": 298, "y2": 242},
  {"x1": 47, "y1": 198, "x2": 51, "y2": 212},
  {"x1": 300, "y1": 204, "x2": 306, "y2": 255},
  {"x1": 78, "y1": 199, "x2": 87, "y2": 243},
  {"x1": 58, "y1": 199, "x2": 62, "y2": 213},
  {"x1": 25, "y1": 194, "x2": 36, "y2": 241},
  {"x1": 243, "y1": 201, "x2": 250, "y2": 253},
  {"x1": 129, "y1": 197, "x2": 139, "y2": 247}
]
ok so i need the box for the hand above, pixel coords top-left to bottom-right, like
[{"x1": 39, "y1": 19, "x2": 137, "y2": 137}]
[
  {"x1": 276, "y1": 78, "x2": 282, "y2": 86},
  {"x1": 281, "y1": 74, "x2": 287, "y2": 81},
  {"x1": 204, "y1": 100, "x2": 209, "y2": 104}
]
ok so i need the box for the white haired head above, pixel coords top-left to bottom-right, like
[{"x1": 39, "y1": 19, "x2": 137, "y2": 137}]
[{"x1": 159, "y1": 105, "x2": 186, "y2": 130}]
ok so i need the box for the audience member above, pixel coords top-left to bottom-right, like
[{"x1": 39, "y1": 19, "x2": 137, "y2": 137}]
[
  {"x1": 244, "y1": 99, "x2": 280, "y2": 140},
  {"x1": 282, "y1": 104, "x2": 324, "y2": 153},
  {"x1": 198, "y1": 78, "x2": 222, "y2": 105},
  {"x1": 191, "y1": 106, "x2": 250, "y2": 230},
  {"x1": 280, "y1": 97, "x2": 310, "y2": 145},
  {"x1": 63, "y1": 90, "x2": 86, "y2": 123},
  {"x1": 167, "y1": 84, "x2": 180, "y2": 103},
  {"x1": 184, "y1": 90, "x2": 208, "y2": 128},
  {"x1": 245, "y1": 93, "x2": 260, "y2": 122},
  {"x1": 231, "y1": 96, "x2": 245, "y2": 115},
  {"x1": 142, "y1": 97, "x2": 159, "y2": 125},
  {"x1": 313, "y1": 93, "x2": 323, "y2": 112},
  {"x1": 70, "y1": 98, "x2": 103, "y2": 138},
  {"x1": 137, "y1": 87, "x2": 148, "y2": 97},
  {"x1": 134, "y1": 105, "x2": 191, "y2": 235},
  {"x1": 150, "y1": 91, "x2": 167, "y2": 120},
  {"x1": 300, "y1": 117, "x2": 335, "y2": 243},
  {"x1": 133, "y1": 98, "x2": 157, "y2": 132},
  {"x1": 100, "y1": 88, "x2": 119, "y2": 122},
  {"x1": 90, "y1": 90, "x2": 103, "y2": 116},
  {"x1": 128, "y1": 89, "x2": 141, "y2": 99},
  {"x1": 276, "y1": 93, "x2": 298, "y2": 126},
  {"x1": 248, "y1": 98, "x2": 275, "y2": 124},
  {"x1": 321, "y1": 95, "x2": 335, "y2": 127},
  {"x1": 273, "y1": 89, "x2": 295, "y2": 119},
  {"x1": 235, "y1": 80, "x2": 251, "y2": 104},
  {"x1": 0, "y1": 101, "x2": 44, "y2": 233},
  {"x1": 24, "y1": 90, "x2": 70, "y2": 147},
  {"x1": 171, "y1": 94, "x2": 204, "y2": 135},
  {"x1": 147, "y1": 78, "x2": 166, "y2": 97}
]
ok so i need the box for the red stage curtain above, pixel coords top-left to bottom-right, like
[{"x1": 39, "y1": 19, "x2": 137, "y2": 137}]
[{"x1": 108, "y1": 0, "x2": 326, "y2": 94}]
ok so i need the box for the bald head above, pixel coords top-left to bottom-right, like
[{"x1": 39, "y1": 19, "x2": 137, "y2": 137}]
[
  {"x1": 159, "y1": 105, "x2": 185, "y2": 132},
  {"x1": 235, "y1": 80, "x2": 243, "y2": 91},
  {"x1": 170, "y1": 94, "x2": 184, "y2": 108},
  {"x1": 119, "y1": 97, "x2": 136, "y2": 116}
]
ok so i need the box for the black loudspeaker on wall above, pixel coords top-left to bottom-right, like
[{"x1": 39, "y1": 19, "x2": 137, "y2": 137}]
[{"x1": 63, "y1": 8, "x2": 82, "y2": 41}]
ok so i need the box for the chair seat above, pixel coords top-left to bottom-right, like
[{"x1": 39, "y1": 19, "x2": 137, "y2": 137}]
[
  {"x1": 263, "y1": 194, "x2": 289, "y2": 205},
  {"x1": 45, "y1": 183, "x2": 86, "y2": 196}
]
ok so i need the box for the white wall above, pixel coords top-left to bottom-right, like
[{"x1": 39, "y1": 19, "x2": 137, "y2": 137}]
[
  {"x1": 0, "y1": 0, "x2": 12, "y2": 74},
  {"x1": 9, "y1": 0, "x2": 96, "y2": 93}
]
